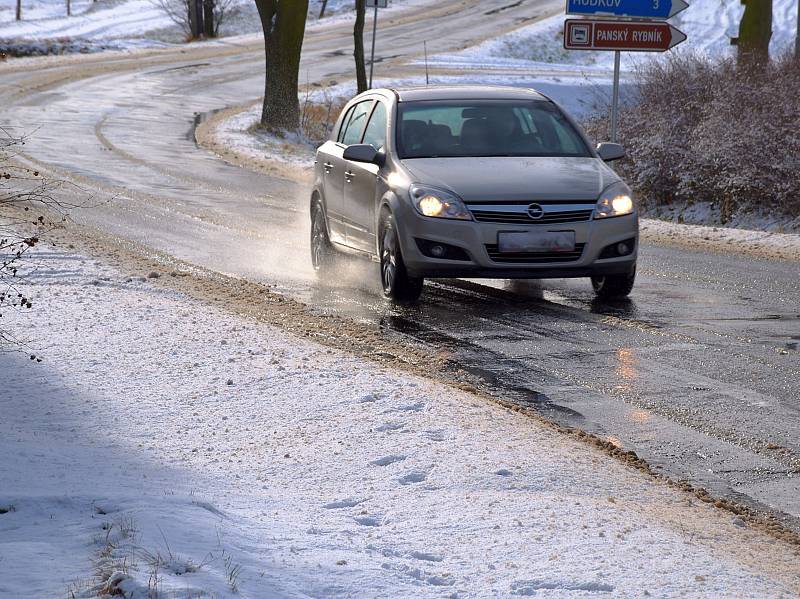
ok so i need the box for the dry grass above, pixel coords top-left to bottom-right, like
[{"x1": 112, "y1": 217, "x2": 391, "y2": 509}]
[{"x1": 299, "y1": 91, "x2": 348, "y2": 146}]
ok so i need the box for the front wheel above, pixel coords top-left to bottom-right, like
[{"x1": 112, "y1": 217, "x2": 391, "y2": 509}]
[
  {"x1": 591, "y1": 266, "x2": 636, "y2": 299},
  {"x1": 379, "y1": 212, "x2": 423, "y2": 302}
]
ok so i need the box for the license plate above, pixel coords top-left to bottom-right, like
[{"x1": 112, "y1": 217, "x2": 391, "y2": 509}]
[{"x1": 497, "y1": 231, "x2": 576, "y2": 253}]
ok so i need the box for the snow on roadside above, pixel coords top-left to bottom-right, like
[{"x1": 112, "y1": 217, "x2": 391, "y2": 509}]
[
  {"x1": 2, "y1": 247, "x2": 800, "y2": 597},
  {"x1": 641, "y1": 218, "x2": 800, "y2": 262},
  {"x1": 214, "y1": 103, "x2": 316, "y2": 170}
]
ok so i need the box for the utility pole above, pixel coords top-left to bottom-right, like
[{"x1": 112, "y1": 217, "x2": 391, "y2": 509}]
[
  {"x1": 16, "y1": 0, "x2": 20, "y2": 20},
  {"x1": 796, "y1": 0, "x2": 800, "y2": 58},
  {"x1": 66, "y1": 0, "x2": 71, "y2": 16}
]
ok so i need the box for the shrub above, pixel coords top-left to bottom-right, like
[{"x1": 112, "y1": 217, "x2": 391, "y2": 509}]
[{"x1": 584, "y1": 53, "x2": 800, "y2": 222}]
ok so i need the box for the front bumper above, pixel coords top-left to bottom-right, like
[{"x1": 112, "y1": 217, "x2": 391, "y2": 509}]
[{"x1": 396, "y1": 205, "x2": 638, "y2": 279}]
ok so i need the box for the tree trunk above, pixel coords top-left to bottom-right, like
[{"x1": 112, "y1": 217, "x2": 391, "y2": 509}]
[
  {"x1": 16, "y1": 0, "x2": 21, "y2": 20},
  {"x1": 318, "y1": 0, "x2": 327, "y2": 18},
  {"x1": 354, "y1": 0, "x2": 368, "y2": 93},
  {"x1": 66, "y1": 0, "x2": 71, "y2": 16},
  {"x1": 255, "y1": 0, "x2": 309, "y2": 130},
  {"x1": 188, "y1": 0, "x2": 203, "y2": 38},
  {"x1": 203, "y1": 0, "x2": 215, "y2": 37},
  {"x1": 738, "y1": 0, "x2": 772, "y2": 65}
]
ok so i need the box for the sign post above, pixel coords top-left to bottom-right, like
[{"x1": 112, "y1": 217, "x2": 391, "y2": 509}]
[
  {"x1": 563, "y1": 0, "x2": 689, "y2": 142},
  {"x1": 366, "y1": 0, "x2": 388, "y2": 89}
]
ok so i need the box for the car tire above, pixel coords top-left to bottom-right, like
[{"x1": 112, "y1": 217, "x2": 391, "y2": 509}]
[
  {"x1": 591, "y1": 266, "x2": 636, "y2": 299},
  {"x1": 379, "y1": 212, "x2": 423, "y2": 302},
  {"x1": 310, "y1": 202, "x2": 335, "y2": 275}
]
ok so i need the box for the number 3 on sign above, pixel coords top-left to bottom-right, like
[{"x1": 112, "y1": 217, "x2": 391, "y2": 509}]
[{"x1": 652, "y1": 0, "x2": 659, "y2": 8}]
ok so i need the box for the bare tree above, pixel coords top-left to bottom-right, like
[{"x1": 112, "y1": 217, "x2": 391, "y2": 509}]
[
  {"x1": 154, "y1": 0, "x2": 238, "y2": 39},
  {"x1": 354, "y1": 0, "x2": 368, "y2": 93},
  {"x1": 0, "y1": 129, "x2": 69, "y2": 352},
  {"x1": 254, "y1": 0, "x2": 309, "y2": 130}
]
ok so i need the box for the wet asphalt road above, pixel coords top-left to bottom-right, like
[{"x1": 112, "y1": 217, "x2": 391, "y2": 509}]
[{"x1": 2, "y1": 0, "x2": 799, "y2": 526}]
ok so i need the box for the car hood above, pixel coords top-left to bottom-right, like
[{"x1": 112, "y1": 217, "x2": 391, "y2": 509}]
[{"x1": 400, "y1": 157, "x2": 618, "y2": 202}]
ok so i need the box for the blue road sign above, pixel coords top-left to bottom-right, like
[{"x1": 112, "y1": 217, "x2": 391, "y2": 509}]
[{"x1": 565, "y1": 0, "x2": 689, "y2": 20}]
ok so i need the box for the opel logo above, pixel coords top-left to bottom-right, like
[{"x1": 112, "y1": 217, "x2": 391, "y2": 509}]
[{"x1": 527, "y1": 203, "x2": 545, "y2": 220}]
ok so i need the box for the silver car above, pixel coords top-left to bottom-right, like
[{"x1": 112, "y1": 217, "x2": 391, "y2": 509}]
[{"x1": 311, "y1": 86, "x2": 638, "y2": 301}]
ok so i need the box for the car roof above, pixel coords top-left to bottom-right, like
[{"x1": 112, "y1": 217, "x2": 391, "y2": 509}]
[{"x1": 382, "y1": 85, "x2": 550, "y2": 102}]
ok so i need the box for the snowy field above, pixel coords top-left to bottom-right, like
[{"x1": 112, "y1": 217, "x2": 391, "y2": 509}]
[
  {"x1": 2, "y1": 247, "x2": 800, "y2": 597},
  {"x1": 0, "y1": 0, "x2": 432, "y2": 49}
]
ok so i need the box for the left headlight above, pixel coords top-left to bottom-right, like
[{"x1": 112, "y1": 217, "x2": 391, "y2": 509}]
[
  {"x1": 409, "y1": 184, "x2": 472, "y2": 220},
  {"x1": 594, "y1": 182, "x2": 635, "y2": 219}
]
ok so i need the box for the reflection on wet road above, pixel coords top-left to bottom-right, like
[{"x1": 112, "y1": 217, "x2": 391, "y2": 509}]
[{"x1": 1, "y1": 0, "x2": 798, "y2": 527}]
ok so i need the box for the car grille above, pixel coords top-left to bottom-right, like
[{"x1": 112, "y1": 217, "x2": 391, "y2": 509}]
[
  {"x1": 466, "y1": 201, "x2": 596, "y2": 225},
  {"x1": 470, "y1": 209, "x2": 594, "y2": 224},
  {"x1": 484, "y1": 243, "x2": 586, "y2": 264}
]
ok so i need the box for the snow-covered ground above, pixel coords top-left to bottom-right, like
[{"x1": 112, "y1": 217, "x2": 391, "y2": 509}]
[
  {"x1": 214, "y1": 103, "x2": 317, "y2": 171},
  {"x1": 0, "y1": 0, "x2": 434, "y2": 52},
  {"x1": 0, "y1": 0, "x2": 179, "y2": 43},
  {"x1": 429, "y1": 0, "x2": 800, "y2": 75},
  {"x1": 3, "y1": 247, "x2": 800, "y2": 598}
]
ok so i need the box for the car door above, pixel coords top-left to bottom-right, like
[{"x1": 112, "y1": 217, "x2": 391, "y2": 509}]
[
  {"x1": 317, "y1": 103, "x2": 357, "y2": 245},
  {"x1": 342, "y1": 100, "x2": 387, "y2": 253},
  {"x1": 333, "y1": 99, "x2": 374, "y2": 249}
]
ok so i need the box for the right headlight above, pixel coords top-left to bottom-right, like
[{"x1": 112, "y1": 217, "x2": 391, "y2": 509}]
[
  {"x1": 594, "y1": 182, "x2": 635, "y2": 219},
  {"x1": 409, "y1": 184, "x2": 472, "y2": 220}
]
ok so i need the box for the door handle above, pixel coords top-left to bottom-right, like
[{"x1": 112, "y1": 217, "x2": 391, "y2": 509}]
[
  {"x1": 324, "y1": 162, "x2": 334, "y2": 173},
  {"x1": 344, "y1": 170, "x2": 355, "y2": 183}
]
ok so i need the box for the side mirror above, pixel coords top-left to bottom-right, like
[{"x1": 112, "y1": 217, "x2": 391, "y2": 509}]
[
  {"x1": 343, "y1": 144, "x2": 385, "y2": 166},
  {"x1": 597, "y1": 142, "x2": 626, "y2": 162}
]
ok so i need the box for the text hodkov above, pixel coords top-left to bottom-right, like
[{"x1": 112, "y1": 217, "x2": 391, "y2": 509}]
[{"x1": 570, "y1": 0, "x2": 624, "y2": 6}]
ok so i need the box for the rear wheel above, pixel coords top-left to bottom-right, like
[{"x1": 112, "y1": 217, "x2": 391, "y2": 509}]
[
  {"x1": 310, "y1": 203, "x2": 334, "y2": 274},
  {"x1": 591, "y1": 267, "x2": 636, "y2": 299},
  {"x1": 379, "y1": 212, "x2": 423, "y2": 302}
]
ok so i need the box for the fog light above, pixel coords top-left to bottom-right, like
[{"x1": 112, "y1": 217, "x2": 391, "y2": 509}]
[
  {"x1": 617, "y1": 242, "x2": 630, "y2": 256},
  {"x1": 430, "y1": 244, "x2": 446, "y2": 258}
]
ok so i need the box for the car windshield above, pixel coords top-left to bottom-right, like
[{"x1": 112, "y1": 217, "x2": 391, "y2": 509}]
[{"x1": 396, "y1": 100, "x2": 591, "y2": 159}]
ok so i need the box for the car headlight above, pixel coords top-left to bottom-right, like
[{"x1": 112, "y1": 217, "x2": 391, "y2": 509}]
[
  {"x1": 409, "y1": 184, "x2": 472, "y2": 220},
  {"x1": 594, "y1": 182, "x2": 635, "y2": 219}
]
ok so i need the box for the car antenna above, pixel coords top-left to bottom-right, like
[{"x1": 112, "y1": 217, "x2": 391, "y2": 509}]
[{"x1": 424, "y1": 40, "x2": 430, "y2": 85}]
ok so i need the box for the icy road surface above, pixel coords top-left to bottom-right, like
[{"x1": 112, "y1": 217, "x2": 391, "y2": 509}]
[
  {"x1": 1, "y1": 0, "x2": 798, "y2": 534},
  {"x1": 1, "y1": 248, "x2": 799, "y2": 598}
]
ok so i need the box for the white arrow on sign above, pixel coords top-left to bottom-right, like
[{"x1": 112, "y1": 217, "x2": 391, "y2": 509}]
[
  {"x1": 565, "y1": 0, "x2": 689, "y2": 20},
  {"x1": 666, "y1": 0, "x2": 690, "y2": 19}
]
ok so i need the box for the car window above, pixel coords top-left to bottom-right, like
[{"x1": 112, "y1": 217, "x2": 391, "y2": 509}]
[
  {"x1": 361, "y1": 102, "x2": 387, "y2": 150},
  {"x1": 336, "y1": 105, "x2": 356, "y2": 143},
  {"x1": 396, "y1": 100, "x2": 590, "y2": 159},
  {"x1": 341, "y1": 100, "x2": 373, "y2": 146}
]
